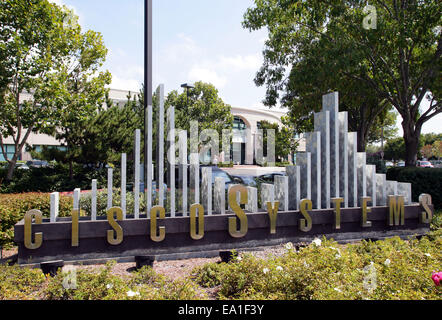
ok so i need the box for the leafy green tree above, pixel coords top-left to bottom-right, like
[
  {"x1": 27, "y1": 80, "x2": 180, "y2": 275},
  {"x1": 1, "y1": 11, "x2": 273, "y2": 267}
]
[
  {"x1": 420, "y1": 133, "x2": 442, "y2": 147},
  {"x1": 258, "y1": 119, "x2": 298, "y2": 162},
  {"x1": 80, "y1": 95, "x2": 143, "y2": 167},
  {"x1": 383, "y1": 137, "x2": 405, "y2": 162},
  {"x1": 432, "y1": 140, "x2": 442, "y2": 160},
  {"x1": 420, "y1": 145, "x2": 433, "y2": 160},
  {"x1": 243, "y1": 0, "x2": 441, "y2": 165},
  {"x1": 0, "y1": 0, "x2": 111, "y2": 180},
  {"x1": 53, "y1": 25, "x2": 112, "y2": 178},
  {"x1": 165, "y1": 81, "x2": 234, "y2": 139},
  {"x1": 367, "y1": 109, "x2": 399, "y2": 145},
  {"x1": 0, "y1": 0, "x2": 74, "y2": 180}
]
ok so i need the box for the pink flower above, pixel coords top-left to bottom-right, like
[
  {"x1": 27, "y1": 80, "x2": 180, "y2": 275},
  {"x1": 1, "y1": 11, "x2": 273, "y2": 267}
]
[{"x1": 431, "y1": 272, "x2": 442, "y2": 286}]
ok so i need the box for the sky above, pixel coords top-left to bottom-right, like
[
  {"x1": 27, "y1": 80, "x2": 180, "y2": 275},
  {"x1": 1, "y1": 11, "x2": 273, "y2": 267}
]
[{"x1": 51, "y1": 0, "x2": 440, "y2": 135}]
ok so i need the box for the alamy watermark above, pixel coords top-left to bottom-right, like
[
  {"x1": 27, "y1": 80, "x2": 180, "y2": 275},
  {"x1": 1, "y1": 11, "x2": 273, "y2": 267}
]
[
  {"x1": 363, "y1": 5, "x2": 377, "y2": 30},
  {"x1": 62, "y1": 265, "x2": 77, "y2": 290},
  {"x1": 363, "y1": 262, "x2": 377, "y2": 294},
  {"x1": 166, "y1": 120, "x2": 276, "y2": 166}
]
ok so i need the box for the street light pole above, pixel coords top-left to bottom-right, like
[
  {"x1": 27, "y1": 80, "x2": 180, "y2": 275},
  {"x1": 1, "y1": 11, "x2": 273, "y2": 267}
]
[
  {"x1": 144, "y1": 0, "x2": 152, "y2": 206},
  {"x1": 181, "y1": 83, "x2": 194, "y2": 112}
]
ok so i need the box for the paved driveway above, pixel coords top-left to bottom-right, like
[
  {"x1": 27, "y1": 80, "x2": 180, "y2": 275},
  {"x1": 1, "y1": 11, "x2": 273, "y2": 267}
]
[{"x1": 221, "y1": 165, "x2": 286, "y2": 177}]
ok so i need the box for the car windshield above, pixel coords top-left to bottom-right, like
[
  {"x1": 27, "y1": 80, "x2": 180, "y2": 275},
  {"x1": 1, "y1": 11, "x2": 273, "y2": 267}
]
[
  {"x1": 420, "y1": 161, "x2": 431, "y2": 165},
  {"x1": 211, "y1": 170, "x2": 232, "y2": 183}
]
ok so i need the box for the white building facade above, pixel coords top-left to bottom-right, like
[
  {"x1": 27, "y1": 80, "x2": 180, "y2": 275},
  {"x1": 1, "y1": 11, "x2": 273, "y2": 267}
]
[{"x1": 1, "y1": 89, "x2": 305, "y2": 164}]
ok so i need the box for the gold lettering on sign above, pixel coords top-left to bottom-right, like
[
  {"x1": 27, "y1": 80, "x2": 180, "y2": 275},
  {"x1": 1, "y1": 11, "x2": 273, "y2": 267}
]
[
  {"x1": 299, "y1": 199, "x2": 312, "y2": 232},
  {"x1": 71, "y1": 209, "x2": 79, "y2": 247},
  {"x1": 150, "y1": 206, "x2": 166, "y2": 242},
  {"x1": 361, "y1": 197, "x2": 372, "y2": 228},
  {"x1": 331, "y1": 198, "x2": 344, "y2": 230},
  {"x1": 388, "y1": 195, "x2": 405, "y2": 226},
  {"x1": 266, "y1": 201, "x2": 279, "y2": 234},
  {"x1": 228, "y1": 185, "x2": 248, "y2": 238},
  {"x1": 107, "y1": 207, "x2": 123, "y2": 245},
  {"x1": 419, "y1": 194, "x2": 432, "y2": 224},
  {"x1": 24, "y1": 210, "x2": 43, "y2": 250},
  {"x1": 190, "y1": 203, "x2": 205, "y2": 240}
]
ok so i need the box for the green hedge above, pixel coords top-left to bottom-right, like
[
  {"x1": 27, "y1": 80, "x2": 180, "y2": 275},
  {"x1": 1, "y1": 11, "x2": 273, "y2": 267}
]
[
  {"x1": 387, "y1": 167, "x2": 442, "y2": 210},
  {"x1": 0, "y1": 164, "x2": 115, "y2": 194},
  {"x1": 0, "y1": 193, "x2": 73, "y2": 248}
]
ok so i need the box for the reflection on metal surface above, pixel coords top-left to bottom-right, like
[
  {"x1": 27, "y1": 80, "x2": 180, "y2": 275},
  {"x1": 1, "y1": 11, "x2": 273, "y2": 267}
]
[
  {"x1": 299, "y1": 199, "x2": 312, "y2": 232},
  {"x1": 388, "y1": 195, "x2": 405, "y2": 226},
  {"x1": 24, "y1": 210, "x2": 43, "y2": 250},
  {"x1": 331, "y1": 198, "x2": 344, "y2": 230},
  {"x1": 361, "y1": 197, "x2": 372, "y2": 228},
  {"x1": 228, "y1": 185, "x2": 248, "y2": 238},
  {"x1": 107, "y1": 207, "x2": 123, "y2": 245},
  {"x1": 190, "y1": 203, "x2": 204, "y2": 240},
  {"x1": 419, "y1": 194, "x2": 432, "y2": 224},
  {"x1": 266, "y1": 201, "x2": 280, "y2": 234},
  {"x1": 150, "y1": 206, "x2": 166, "y2": 242}
]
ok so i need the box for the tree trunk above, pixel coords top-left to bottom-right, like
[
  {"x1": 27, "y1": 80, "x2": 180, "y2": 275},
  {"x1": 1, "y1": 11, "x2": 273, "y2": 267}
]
[
  {"x1": 6, "y1": 153, "x2": 19, "y2": 181},
  {"x1": 357, "y1": 126, "x2": 368, "y2": 152},
  {"x1": 403, "y1": 123, "x2": 420, "y2": 167}
]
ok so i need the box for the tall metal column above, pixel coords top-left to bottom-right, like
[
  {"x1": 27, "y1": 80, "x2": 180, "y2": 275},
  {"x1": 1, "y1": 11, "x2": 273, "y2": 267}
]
[{"x1": 145, "y1": 0, "x2": 153, "y2": 213}]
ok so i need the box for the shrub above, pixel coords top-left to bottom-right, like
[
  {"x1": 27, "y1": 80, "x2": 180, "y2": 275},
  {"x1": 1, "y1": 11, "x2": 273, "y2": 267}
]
[
  {"x1": 44, "y1": 262, "x2": 207, "y2": 300},
  {"x1": 192, "y1": 237, "x2": 442, "y2": 300},
  {"x1": 0, "y1": 164, "x2": 116, "y2": 194},
  {"x1": 45, "y1": 261, "x2": 131, "y2": 300},
  {"x1": 0, "y1": 193, "x2": 73, "y2": 248},
  {"x1": 387, "y1": 167, "x2": 442, "y2": 209},
  {"x1": 192, "y1": 262, "x2": 228, "y2": 288},
  {"x1": 0, "y1": 265, "x2": 47, "y2": 300},
  {"x1": 79, "y1": 188, "x2": 146, "y2": 217}
]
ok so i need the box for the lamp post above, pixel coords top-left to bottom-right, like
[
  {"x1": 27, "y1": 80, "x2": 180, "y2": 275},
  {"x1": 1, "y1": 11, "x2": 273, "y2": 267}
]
[
  {"x1": 144, "y1": 0, "x2": 152, "y2": 208},
  {"x1": 180, "y1": 83, "x2": 194, "y2": 111}
]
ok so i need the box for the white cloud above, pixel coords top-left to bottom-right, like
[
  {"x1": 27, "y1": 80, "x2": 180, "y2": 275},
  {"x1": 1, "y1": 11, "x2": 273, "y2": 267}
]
[
  {"x1": 218, "y1": 54, "x2": 262, "y2": 71},
  {"x1": 188, "y1": 67, "x2": 227, "y2": 89},
  {"x1": 109, "y1": 75, "x2": 142, "y2": 92}
]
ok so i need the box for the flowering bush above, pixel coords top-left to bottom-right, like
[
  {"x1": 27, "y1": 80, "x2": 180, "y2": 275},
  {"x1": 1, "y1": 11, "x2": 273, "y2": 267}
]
[
  {"x1": 192, "y1": 236, "x2": 442, "y2": 300},
  {"x1": 0, "y1": 261, "x2": 206, "y2": 300},
  {"x1": 431, "y1": 272, "x2": 441, "y2": 287}
]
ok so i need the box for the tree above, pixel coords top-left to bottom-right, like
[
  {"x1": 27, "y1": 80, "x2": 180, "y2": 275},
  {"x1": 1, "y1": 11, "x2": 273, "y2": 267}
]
[
  {"x1": 51, "y1": 20, "x2": 112, "y2": 179},
  {"x1": 0, "y1": 0, "x2": 72, "y2": 180},
  {"x1": 432, "y1": 140, "x2": 442, "y2": 160},
  {"x1": 243, "y1": 0, "x2": 441, "y2": 165},
  {"x1": 165, "y1": 81, "x2": 233, "y2": 137},
  {"x1": 420, "y1": 133, "x2": 442, "y2": 147},
  {"x1": 0, "y1": 0, "x2": 110, "y2": 180},
  {"x1": 383, "y1": 137, "x2": 405, "y2": 161},
  {"x1": 81, "y1": 94, "x2": 143, "y2": 166},
  {"x1": 32, "y1": 90, "x2": 143, "y2": 170},
  {"x1": 420, "y1": 145, "x2": 433, "y2": 160},
  {"x1": 367, "y1": 109, "x2": 399, "y2": 145},
  {"x1": 258, "y1": 119, "x2": 299, "y2": 162}
]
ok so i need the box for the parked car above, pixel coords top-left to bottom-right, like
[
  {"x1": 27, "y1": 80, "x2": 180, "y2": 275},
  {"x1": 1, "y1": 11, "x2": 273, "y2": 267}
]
[
  {"x1": 255, "y1": 172, "x2": 286, "y2": 184},
  {"x1": 126, "y1": 181, "x2": 168, "y2": 200},
  {"x1": 26, "y1": 160, "x2": 49, "y2": 168},
  {"x1": 235, "y1": 175, "x2": 258, "y2": 187},
  {"x1": 397, "y1": 161, "x2": 405, "y2": 167},
  {"x1": 16, "y1": 163, "x2": 30, "y2": 170},
  {"x1": 162, "y1": 165, "x2": 244, "y2": 191},
  {"x1": 417, "y1": 160, "x2": 434, "y2": 168},
  {"x1": 431, "y1": 160, "x2": 442, "y2": 168}
]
